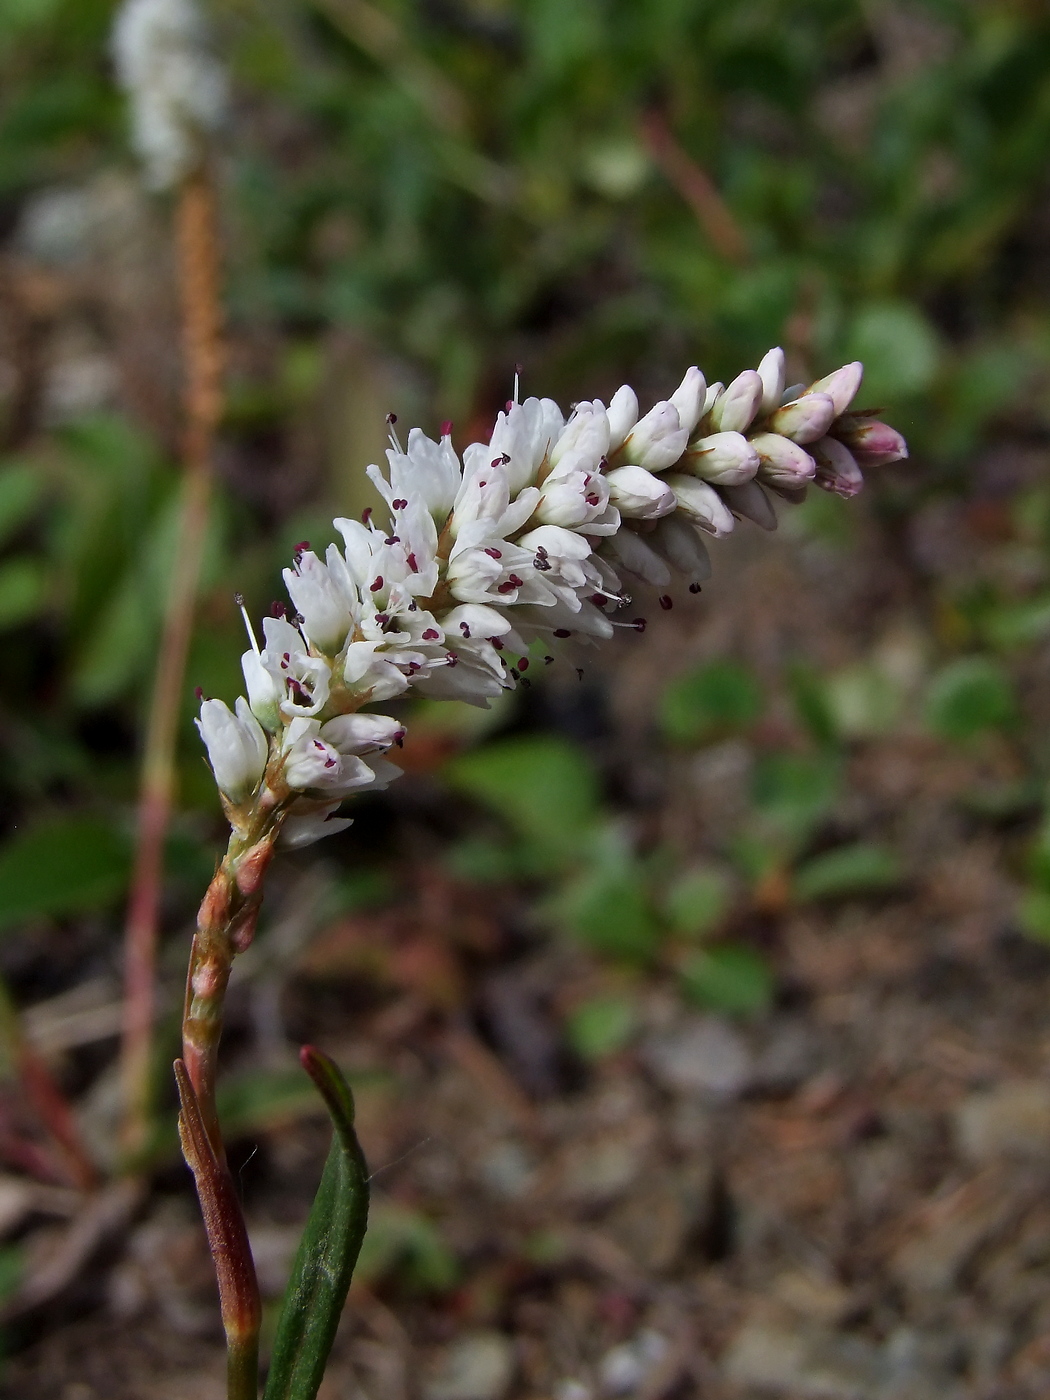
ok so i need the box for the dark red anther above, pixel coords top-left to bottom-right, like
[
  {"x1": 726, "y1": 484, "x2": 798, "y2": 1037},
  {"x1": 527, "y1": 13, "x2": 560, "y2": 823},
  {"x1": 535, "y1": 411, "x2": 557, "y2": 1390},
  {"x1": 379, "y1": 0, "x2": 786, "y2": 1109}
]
[
  {"x1": 491, "y1": 457, "x2": 502, "y2": 469},
  {"x1": 394, "y1": 729, "x2": 406, "y2": 747},
  {"x1": 385, "y1": 536, "x2": 400, "y2": 545},
  {"x1": 386, "y1": 412, "x2": 398, "y2": 424},
  {"x1": 490, "y1": 637, "x2": 504, "y2": 649},
  {"x1": 659, "y1": 595, "x2": 673, "y2": 611},
  {"x1": 313, "y1": 740, "x2": 326, "y2": 750},
  {"x1": 282, "y1": 651, "x2": 291, "y2": 663},
  {"x1": 270, "y1": 600, "x2": 287, "y2": 617},
  {"x1": 515, "y1": 362, "x2": 524, "y2": 376},
  {"x1": 370, "y1": 576, "x2": 384, "y2": 592},
  {"x1": 233, "y1": 591, "x2": 245, "y2": 607},
  {"x1": 422, "y1": 628, "x2": 440, "y2": 640},
  {"x1": 446, "y1": 654, "x2": 459, "y2": 667},
  {"x1": 460, "y1": 622, "x2": 471, "y2": 637},
  {"x1": 689, "y1": 582, "x2": 703, "y2": 594},
  {"x1": 508, "y1": 574, "x2": 524, "y2": 587},
  {"x1": 484, "y1": 547, "x2": 502, "y2": 559},
  {"x1": 633, "y1": 618, "x2": 647, "y2": 633},
  {"x1": 554, "y1": 628, "x2": 571, "y2": 638},
  {"x1": 518, "y1": 658, "x2": 529, "y2": 671},
  {"x1": 375, "y1": 613, "x2": 389, "y2": 626},
  {"x1": 544, "y1": 655, "x2": 554, "y2": 665},
  {"x1": 407, "y1": 661, "x2": 421, "y2": 674},
  {"x1": 441, "y1": 419, "x2": 453, "y2": 437},
  {"x1": 520, "y1": 676, "x2": 531, "y2": 689},
  {"x1": 509, "y1": 668, "x2": 519, "y2": 681},
  {"x1": 497, "y1": 581, "x2": 516, "y2": 594},
  {"x1": 407, "y1": 553, "x2": 419, "y2": 572},
  {"x1": 505, "y1": 400, "x2": 514, "y2": 412},
  {"x1": 194, "y1": 686, "x2": 204, "y2": 701},
  {"x1": 392, "y1": 498, "x2": 408, "y2": 509},
  {"x1": 293, "y1": 541, "x2": 311, "y2": 554},
  {"x1": 591, "y1": 594, "x2": 607, "y2": 608},
  {"x1": 585, "y1": 493, "x2": 600, "y2": 506},
  {"x1": 362, "y1": 507, "x2": 372, "y2": 523},
  {"x1": 501, "y1": 453, "x2": 510, "y2": 464}
]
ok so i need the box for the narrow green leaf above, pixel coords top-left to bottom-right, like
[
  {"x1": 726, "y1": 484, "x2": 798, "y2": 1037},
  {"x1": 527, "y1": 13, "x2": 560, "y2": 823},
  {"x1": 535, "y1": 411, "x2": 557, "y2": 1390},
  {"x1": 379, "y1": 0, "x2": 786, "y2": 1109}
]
[
  {"x1": 0, "y1": 817, "x2": 131, "y2": 930},
  {"x1": 264, "y1": 1047, "x2": 370, "y2": 1400},
  {"x1": 793, "y1": 843, "x2": 902, "y2": 902}
]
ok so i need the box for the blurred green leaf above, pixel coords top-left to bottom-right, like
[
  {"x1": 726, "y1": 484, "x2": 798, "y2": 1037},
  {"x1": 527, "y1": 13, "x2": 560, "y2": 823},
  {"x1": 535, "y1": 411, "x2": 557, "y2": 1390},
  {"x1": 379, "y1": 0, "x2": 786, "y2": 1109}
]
[
  {"x1": 1018, "y1": 888, "x2": 1050, "y2": 944},
  {"x1": 0, "y1": 817, "x2": 130, "y2": 929},
  {"x1": 0, "y1": 556, "x2": 48, "y2": 629},
  {"x1": 0, "y1": 462, "x2": 45, "y2": 548},
  {"x1": 445, "y1": 735, "x2": 600, "y2": 862},
  {"x1": 845, "y1": 302, "x2": 941, "y2": 404},
  {"x1": 354, "y1": 1204, "x2": 458, "y2": 1294},
  {"x1": 750, "y1": 751, "x2": 840, "y2": 849},
  {"x1": 659, "y1": 660, "x2": 763, "y2": 745},
  {"x1": 926, "y1": 656, "x2": 1017, "y2": 742},
  {"x1": 558, "y1": 860, "x2": 661, "y2": 963},
  {"x1": 794, "y1": 843, "x2": 903, "y2": 903},
  {"x1": 566, "y1": 993, "x2": 638, "y2": 1060},
  {"x1": 788, "y1": 663, "x2": 839, "y2": 749},
  {"x1": 680, "y1": 944, "x2": 773, "y2": 1016},
  {"x1": 663, "y1": 866, "x2": 731, "y2": 938}
]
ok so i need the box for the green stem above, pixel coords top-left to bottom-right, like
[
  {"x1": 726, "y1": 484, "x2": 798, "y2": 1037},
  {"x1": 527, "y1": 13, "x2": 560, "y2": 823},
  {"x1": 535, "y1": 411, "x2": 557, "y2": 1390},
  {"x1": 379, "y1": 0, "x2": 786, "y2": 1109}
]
[{"x1": 228, "y1": 1335, "x2": 261, "y2": 1400}]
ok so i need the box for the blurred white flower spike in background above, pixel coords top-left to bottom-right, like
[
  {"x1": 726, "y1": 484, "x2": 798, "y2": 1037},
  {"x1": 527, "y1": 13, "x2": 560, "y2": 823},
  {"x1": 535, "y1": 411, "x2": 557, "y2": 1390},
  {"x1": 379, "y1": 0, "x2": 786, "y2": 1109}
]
[
  {"x1": 112, "y1": 0, "x2": 227, "y2": 189},
  {"x1": 198, "y1": 351, "x2": 907, "y2": 845}
]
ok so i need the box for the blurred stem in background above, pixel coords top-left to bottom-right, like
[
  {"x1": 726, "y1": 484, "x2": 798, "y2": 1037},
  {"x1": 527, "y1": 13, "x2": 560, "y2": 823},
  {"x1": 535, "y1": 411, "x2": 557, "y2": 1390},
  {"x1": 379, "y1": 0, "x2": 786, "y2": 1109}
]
[{"x1": 119, "y1": 165, "x2": 224, "y2": 1163}]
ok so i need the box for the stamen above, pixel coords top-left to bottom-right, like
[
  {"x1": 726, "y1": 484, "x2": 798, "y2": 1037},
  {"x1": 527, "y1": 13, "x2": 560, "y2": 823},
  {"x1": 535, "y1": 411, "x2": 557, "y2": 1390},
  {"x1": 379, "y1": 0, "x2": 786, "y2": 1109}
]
[
  {"x1": 386, "y1": 412, "x2": 403, "y2": 453},
  {"x1": 392, "y1": 499, "x2": 408, "y2": 510},
  {"x1": 194, "y1": 685, "x2": 204, "y2": 701},
  {"x1": 270, "y1": 600, "x2": 287, "y2": 618},
  {"x1": 407, "y1": 553, "x2": 419, "y2": 572},
  {"x1": 544, "y1": 655, "x2": 554, "y2": 665},
  {"x1": 362, "y1": 507, "x2": 372, "y2": 523},
  {"x1": 518, "y1": 658, "x2": 529, "y2": 671},
  {"x1": 446, "y1": 653, "x2": 459, "y2": 667},
  {"x1": 370, "y1": 576, "x2": 384, "y2": 592},
  {"x1": 689, "y1": 582, "x2": 703, "y2": 594},
  {"x1": 485, "y1": 547, "x2": 502, "y2": 559},
  {"x1": 513, "y1": 363, "x2": 522, "y2": 405},
  {"x1": 554, "y1": 628, "x2": 571, "y2": 638},
  {"x1": 489, "y1": 637, "x2": 504, "y2": 649},
  {"x1": 460, "y1": 622, "x2": 471, "y2": 637},
  {"x1": 422, "y1": 628, "x2": 440, "y2": 640},
  {"x1": 236, "y1": 593, "x2": 261, "y2": 655},
  {"x1": 385, "y1": 536, "x2": 400, "y2": 546},
  {"x1": 441, "y1": 420, "x2": 453, "y2": 438},
  {"x1": 659, "y1": 595, "x2": 673, "y2": 611}
]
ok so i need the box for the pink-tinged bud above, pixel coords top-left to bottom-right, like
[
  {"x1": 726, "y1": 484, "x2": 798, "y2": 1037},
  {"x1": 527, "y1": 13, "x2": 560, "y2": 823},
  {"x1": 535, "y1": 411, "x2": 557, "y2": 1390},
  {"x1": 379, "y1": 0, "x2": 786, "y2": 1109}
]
[
  {"x1": 833, "y1": 416, "x2": 908, "y2": 467},
  {"x1": 750, "y1": 431, "x2": 817, "y2": 488},
  {"x1": 756, "y1": 347, "x2": 786, "y2": 416},
  {"x1": 684, "y1": 431, "x2": 760, "y2": 486},
  {"x1": 669, "y1": 366, "x2": 706, "y2": 436},
  {"x1": 807, "y1": 361, "x2": 863, "y2": 415},
  {"x1": 620, "y1": 400, "x2": 689, "y2": 471},
  {"x1": 767, "y1": 391, "x2": 837, "y2": 444},
  {"x1": 651, "y1": 516, "x2": 712, "y2": 579},
  {"x1": 607, "y1": 384, "x2": 639, "y2": 450},
  {"x1": 719, "y1": 480, "x2": 777, "y2": 532},
  {"x1": 708, "y1": 370, "x2": 763, "y2": 433},
  {"x1": 605, "y1": 464, "x2": 676, "y2": 519},
  {"x1": 813, "y1": 435, "x2": 864, "y2": 498},
  {"x1": 664, "y1": 474, "x2": 736, "y2": 537}
]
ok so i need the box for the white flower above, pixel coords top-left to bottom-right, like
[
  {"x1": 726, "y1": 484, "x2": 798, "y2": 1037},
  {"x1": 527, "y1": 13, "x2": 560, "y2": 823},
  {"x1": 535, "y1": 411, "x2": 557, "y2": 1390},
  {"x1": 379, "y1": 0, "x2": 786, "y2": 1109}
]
[
  {"x1": 663, "y1": 475, "x2": 736, "y2": 537},
  {"x1": 605, "y1": 465, "x2": 676, "y2": 519},
  {"x1": 812, "y1": 436, "x2": 864, "y2": 498},
  {"x1": 370, "y1": 425, "x2": 462, "y2": 523},
  {"x1": 706, "y1": 371, "x2": 763, "y2": 434},
  {"x1": 282, "y1": 550, "x2": 353, "y2": 655},
  {"x1": 756, "y1": 347, "x2": 786, "y2": 416},
  {"x1": 767, "y1": 391, "x2": 837, "y2": 444},
  {"x1": 808, "y1": 361, "x2": 862, "y2": 416},
  {"x1": 650, "y1": 517, "x2": 712, "y2": 580},
  {"x1": 720, "y1": 481, "x2": 777, "y2": 531},
  {"x1": 684, "y1": 432, "x2": 759, "y2": 486},
  {"x1": 319, "y1": 713, "x2": 405, "y2": 754},
  {"x1": 618, "y1": 401, "x2": 689, "y2": 472},
  {"x1": 549, "y1": 400, "x2": 610, "y2": 472},
  {"x1": 247, "y1": 616, "x2": 332, "y2": 720},
  {"x1": 112, "y1": 0, "x2": 227, "y2": 190},
  {"x1": 195, "y1": 697, "x2": 267, "y2": 803},
  {"x1": 607, "y1": 385, "x2": 639, "y2": 450},
  {"x1": 603, "y1": 528, "x2": 672, "y2": 587},
  {"x1": 669, "y1": 367, "x2": 706, "y2": 436},
  {"x1": 535, "y1": 467, "x2": 619, "y2": 534},
  {"x1": 749, "y1": 432, "x2": 816, "y2": 488}
]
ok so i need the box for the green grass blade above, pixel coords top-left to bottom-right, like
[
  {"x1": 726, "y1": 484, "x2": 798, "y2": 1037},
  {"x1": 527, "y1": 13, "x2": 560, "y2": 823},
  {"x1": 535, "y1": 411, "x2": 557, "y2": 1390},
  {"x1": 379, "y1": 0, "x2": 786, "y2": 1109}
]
[{"x1": 263, "y1": 1047, "x2": 370, "y2": 1400}]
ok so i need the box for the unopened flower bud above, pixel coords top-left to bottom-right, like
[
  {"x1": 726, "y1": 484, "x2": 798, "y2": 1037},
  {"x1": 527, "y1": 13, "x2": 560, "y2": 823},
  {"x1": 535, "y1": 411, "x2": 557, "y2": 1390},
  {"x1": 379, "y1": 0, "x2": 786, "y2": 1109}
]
[
  {"x1": 756, "y1": 347, "x2": 786, "y2": 416},
  {"x1": 620, "y1": 401, "x2": 689, "y2": 471},
  {"x1": 684, "y1": 431, "x2": 760, "y2": 486},
  {"x1": 320, "y1": 713, "x2": 405, "y2": 755},
  {"x1": 813, "y1": 435, "x2": 864, "y2": 498},
  {"x1": 708, "y1": 370, "x2": 763, "y2": 434},
  {"x1": 196, "y1": 697, "x2": 268, "y2": 803},
  {"x1": 605, "y1": 464, "x2": 676, "y2": 519},
  {"x1": 664, "y1": 474, "x2": 736, "y2": 537},
  {"x1": 807, "y1": 361, "x2": 863, "y2": 415},
  {"x1": 767, "y1": 391, "x2": 837, "y2": 444},
  {"x1": 750, "y1": 432, "x2": 816, "y2": 488},
  {"x1": 650, "y1": 516, "x2": 712, "y2": 579},
  {"x1": 607, "y1": 384, "x2": 639, "y2": 451},
  {"x1": 669, "y1": 366, "x2": 706, "y2": 436},
  {"x1": 720, "y1": 480, "x2": 777, "y2": 531},
  {"x1": 604, "y1": 527, "x2": 672, "y2": 586},
  {"x1": 241, "y1": 649, "x2": 282, "y2": 732},
  {"x1": 833, "y1": 416, "x2": 908, "y2": 467}
]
